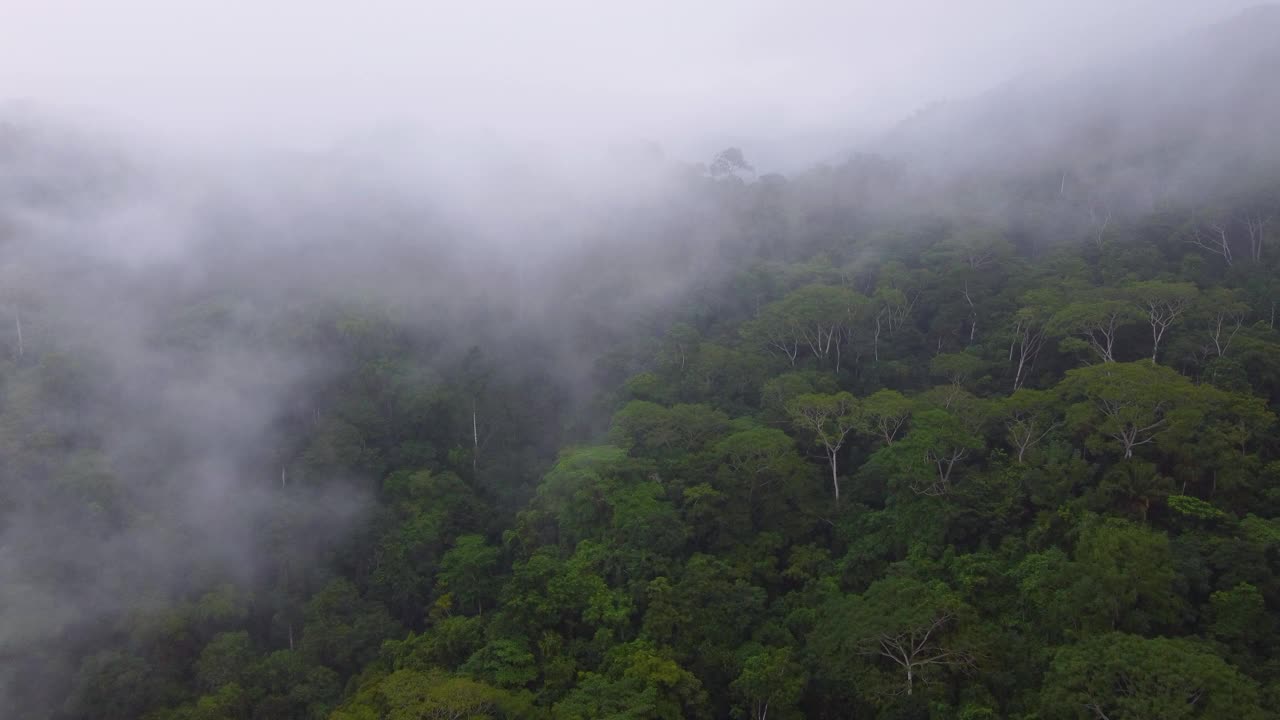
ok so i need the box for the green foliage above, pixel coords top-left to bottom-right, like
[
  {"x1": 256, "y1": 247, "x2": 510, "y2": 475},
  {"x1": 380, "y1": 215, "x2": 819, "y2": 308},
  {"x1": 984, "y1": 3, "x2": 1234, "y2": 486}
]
[
  {"x1": 462, "y1": 637, "x2": 539, "y2": 689},
  {"x1": 882, "y1": 408, "x2": 984, "y2": 497},
  {"x1": 195, "y1": 632, "x2": 254, "y2": 692},
  {"x1": 552, "y1": 641, "x2": 708, "y2": 720},
  {"x1": 811, "y1": 575, "x2": 973, "y2": 703},
  {"x1": 1042, "y1": 634, "x2": 1265, "y2": 719},
  {"x1": 1072, "y1": 517, "x2": 1180, "y2": 633},
  {"x1": 66, "y1": 651, "x2": 168, "y2": 720},
  {"x1": 730, "y1": 646, "x2": 806, "y2": 720},
  {"x1": 858, "y1": 389, "x2": 913, "y2": 446},
  {"x1": 1166, "y1": 494, "x2": 1228, "y2": 522},
  {"x1": 1062, "y1": 361, "x2": 1198, "y2": 459},
  {"x1": 930, "y1": 351, "x2": 987, "y2": 388},
  {"x1": 1049, "y1": 299, "x2": 1142, "y2": 363},
  {"x1": 1209, "y1": 582, "x2": 1271, "y2": 645},
  {"x1": 787, "y1": 391, "x2": 858, "y2": 500},
  {"x1": 332, "y1": 669, "x2": 525, "y2": 720},
  {"x1": 25, "y1": 131, "x2": 1280, "y2": 720},
  {"x1": 299, "y1": 580, "x2": 401, "y2": 675},
  {"x1": 436, "y1": 535, "x2": 501, "y2": 615}
]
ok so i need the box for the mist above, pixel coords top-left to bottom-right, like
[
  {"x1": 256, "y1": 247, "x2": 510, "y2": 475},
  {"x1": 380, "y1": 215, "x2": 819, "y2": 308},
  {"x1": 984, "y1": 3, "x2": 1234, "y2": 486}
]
[
  {"x1": 2, "y1": 2, "x2": 1279, "y2": 718},
  {"x1": 2, "y1": 1, "x2": 1260, "y2": 163}
]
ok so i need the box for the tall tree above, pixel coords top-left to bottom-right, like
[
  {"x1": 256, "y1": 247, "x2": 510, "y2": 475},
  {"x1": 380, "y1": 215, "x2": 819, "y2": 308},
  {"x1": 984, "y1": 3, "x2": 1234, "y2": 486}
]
[
  {"x1": 1042, "y1": 634, "x2": 1264, "y2": 720},
  {"x1": 857, "y1": 389, "x2": 913, "y2": 446},
  {"x1": 813, "y1": 576, "x2": 974, "y2": 699},
  {"x1": 1126, "y1": 280, "x2": 1198, "y2": 363},
  {"x1": 1008, "y1": 295, "x2": 1055, "y2": 390},
  {"x1": 1050, "y1": 300, "x2": 1142, "y2": 364},
  {"x1": 886, "y1": 408, "x2": 984, "y2": 497},
  {"x1": 1196, "y1": 288, "x2": 1250, "y2": 358},
  {"x1": 730, "y1": 647, "x2": 806, "y2": 720},
  {"x1": 787, "y1": 392, "x2": 858, "y2": 502},
  {"x1": 1062, "y1": 362, "x2": 1196, "y2": 459},
  {"x1": 997, "y1": 388, "x2": 1060, "y2": 463}
]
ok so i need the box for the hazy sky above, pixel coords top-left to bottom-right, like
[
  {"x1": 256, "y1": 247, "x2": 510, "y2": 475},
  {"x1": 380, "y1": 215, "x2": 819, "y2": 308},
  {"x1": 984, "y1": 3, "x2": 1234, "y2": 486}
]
[{"x1": 0, "y1": 1, "x2": 1261, "y2": 158}]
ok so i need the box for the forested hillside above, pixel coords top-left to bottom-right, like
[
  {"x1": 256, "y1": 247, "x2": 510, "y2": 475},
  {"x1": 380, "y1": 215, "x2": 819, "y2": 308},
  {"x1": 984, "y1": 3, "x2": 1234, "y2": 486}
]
[{"x1": 5, "y1": 7, "x2": 1280, "y2": 720}]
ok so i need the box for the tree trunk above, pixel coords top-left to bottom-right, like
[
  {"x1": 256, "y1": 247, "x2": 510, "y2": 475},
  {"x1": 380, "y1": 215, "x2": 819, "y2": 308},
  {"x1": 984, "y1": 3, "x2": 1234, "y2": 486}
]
[
  {"x1": 472, "y1": 398, "x2": 479, "y2": 475},
  {"x1": 828, "y1": 450, "x2": 840, "y2": 503},
  {"x1": 873, "y1": 315, "x2": 882, "y2": 362}
]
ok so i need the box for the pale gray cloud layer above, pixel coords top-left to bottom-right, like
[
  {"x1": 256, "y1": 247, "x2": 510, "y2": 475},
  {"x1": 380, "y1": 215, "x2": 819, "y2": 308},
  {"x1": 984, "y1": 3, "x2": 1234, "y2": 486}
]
[{"x1": 1, "y1": 1, "x2": 1258, "y2": 159}]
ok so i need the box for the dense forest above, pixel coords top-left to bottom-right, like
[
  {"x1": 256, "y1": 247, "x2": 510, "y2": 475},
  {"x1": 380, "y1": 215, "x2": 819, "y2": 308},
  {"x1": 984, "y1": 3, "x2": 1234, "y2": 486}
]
[{"x1": 5, "y1": 6, "x2": 1280, "y2": 720}]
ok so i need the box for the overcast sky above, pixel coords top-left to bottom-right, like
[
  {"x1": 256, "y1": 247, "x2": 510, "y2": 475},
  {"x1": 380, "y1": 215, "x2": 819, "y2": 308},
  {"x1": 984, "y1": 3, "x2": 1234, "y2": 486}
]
[{"x1": 0, "y1": 1, "x2": 1261, "y2": 161}]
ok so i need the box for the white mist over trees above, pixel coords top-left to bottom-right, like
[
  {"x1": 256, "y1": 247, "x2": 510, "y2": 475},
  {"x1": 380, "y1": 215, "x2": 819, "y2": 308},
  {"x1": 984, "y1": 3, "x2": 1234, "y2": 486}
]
[{"x1": 2, "y1": 3, "x2": 1280, "y2": 719}]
